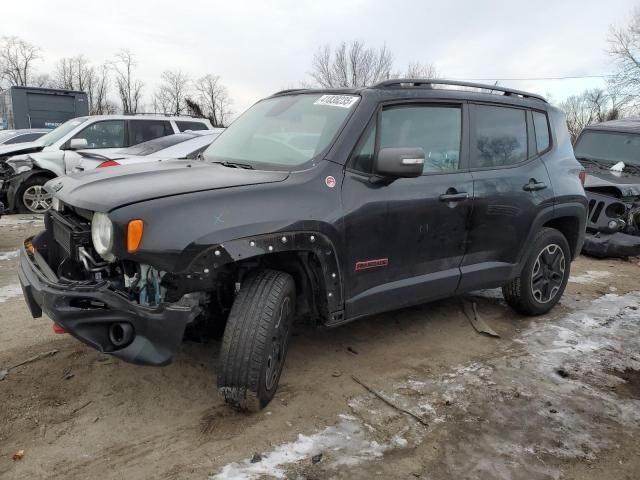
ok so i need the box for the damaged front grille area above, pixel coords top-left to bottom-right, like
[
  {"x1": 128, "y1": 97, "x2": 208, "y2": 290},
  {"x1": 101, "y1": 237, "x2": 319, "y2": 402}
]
[
  {"x1": 583, "y1": 189, "x2": 640, "y2": 258},
  {"x1": 45, "y1": 210, "x2": 93, "y2": 262}
]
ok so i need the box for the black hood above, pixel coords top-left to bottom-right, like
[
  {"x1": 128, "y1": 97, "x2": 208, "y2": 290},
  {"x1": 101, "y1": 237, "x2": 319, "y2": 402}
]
[
  {"x1": 46, "y1": 160, "x2": 290, "y2": 212},
  {"x1": 583, "y1": 165, "x2": 640, "y2": 197}
]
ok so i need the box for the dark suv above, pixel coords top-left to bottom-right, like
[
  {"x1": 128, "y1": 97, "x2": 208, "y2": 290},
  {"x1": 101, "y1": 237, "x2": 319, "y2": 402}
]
[
  {"x1": 573, "y1": 119, "x2": 640, "y2": 257},
  {"x1": 18, "y1": 80, "x2": 587, "y2": 411}
]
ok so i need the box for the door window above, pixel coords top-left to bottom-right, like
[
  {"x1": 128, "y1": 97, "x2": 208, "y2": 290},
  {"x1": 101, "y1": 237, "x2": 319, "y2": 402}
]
[
  {"x1": 470, "y1": 105, "x2": 527, "y2": 167},
  {"x1": 129, "y1": 120, "x2": 173, "y2": 145},
  {"x1": 72, "y1": 120, "x2": 126, "y2": 149},
  {"x1": 350, "y1": 105, "x2": 462, "y2": 174}
]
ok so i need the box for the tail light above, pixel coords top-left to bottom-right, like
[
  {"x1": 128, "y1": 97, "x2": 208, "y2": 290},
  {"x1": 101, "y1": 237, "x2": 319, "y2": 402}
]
[
  {"x1": 52, "y1": 322, "x2": 65, "y2": 334},
  {"x1": 98, "y1": 160, "x2": 120, "y2": 168},
  {"x1": 579, "y1": 170, "x2": 587, "y2": 186}
]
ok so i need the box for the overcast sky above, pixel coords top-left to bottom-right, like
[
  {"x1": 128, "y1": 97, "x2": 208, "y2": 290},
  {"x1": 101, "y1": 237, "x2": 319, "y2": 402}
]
[{"x1": 3, "y1": 0, "x2": 637, "y2": 116}]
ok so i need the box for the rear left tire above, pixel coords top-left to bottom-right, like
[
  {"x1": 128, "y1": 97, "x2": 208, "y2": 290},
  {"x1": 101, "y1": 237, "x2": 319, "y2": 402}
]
[{"x1": 502, "y1": 227, "x2": 571, "y2": 316}]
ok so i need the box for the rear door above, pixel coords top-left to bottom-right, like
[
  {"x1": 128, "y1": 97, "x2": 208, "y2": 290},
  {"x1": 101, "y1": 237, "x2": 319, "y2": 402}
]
[
  {"x1": 458, "y1": 103, "x2": 554, "y2": 291},
  {"x1": 342, "y1": 101, "x2": 473, "y2": 319},
  {"x1": 127, "y1": 120, "x2": 173, "y2": 146}
]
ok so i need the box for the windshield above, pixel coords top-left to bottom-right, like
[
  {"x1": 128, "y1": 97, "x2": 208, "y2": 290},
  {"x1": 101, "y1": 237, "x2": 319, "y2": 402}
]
[
  {"x1": 38, "y1": 117, "x2": 89, "y2": 147},
  {"x1": 203, "y1": 93, "x2": 360, "y2": 168},
  {"x1": 119, "y1": 133, "x2": 196, "y2": 156},
  {"x1": 574, "y1": 130, "x2": 640, "y2": 166}
]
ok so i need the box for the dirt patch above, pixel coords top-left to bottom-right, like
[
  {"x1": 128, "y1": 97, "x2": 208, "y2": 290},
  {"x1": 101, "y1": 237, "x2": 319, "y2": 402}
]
[
  {"x1": 607, "y1": 368, "x2": 640, "y2": 399},
  {"x1": 1, "y1": 217, "x2": 640, "y2": 479}
]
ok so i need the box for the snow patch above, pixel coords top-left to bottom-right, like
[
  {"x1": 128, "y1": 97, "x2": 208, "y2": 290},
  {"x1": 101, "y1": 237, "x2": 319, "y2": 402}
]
[
  {"x1": 0, "y1": 284, "x2": 22, "y2": 303},
  {"x1": 0, "y1": 250, "x2": 19, "y2": 261},
  {"x1": 0, "y1": 215, "x2": 44, "y2": 228},
  {"x1": 569, "y1": 270, "x2": 612, "y2": 285},
  {"x1": 210, "y1": 414, "x2": 386, "y2": 480}
]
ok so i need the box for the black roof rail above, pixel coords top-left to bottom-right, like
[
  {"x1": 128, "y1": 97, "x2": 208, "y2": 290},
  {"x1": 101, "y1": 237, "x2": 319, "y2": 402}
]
[
  {"x1": 371, "y1": 78, "x2": 547, "y2": 103},
  {"x1": 272, "y1": 88, "x2": 309, "y2": 96}
]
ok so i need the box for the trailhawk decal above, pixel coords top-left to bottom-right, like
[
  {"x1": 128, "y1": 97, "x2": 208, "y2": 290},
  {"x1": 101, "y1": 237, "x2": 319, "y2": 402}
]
[
  {"x1": 355, "y1": 258, "x2": 389, "y2": 271},
  {"x1": 314, "y1": 95, "x2": 360, "y2": 108}
]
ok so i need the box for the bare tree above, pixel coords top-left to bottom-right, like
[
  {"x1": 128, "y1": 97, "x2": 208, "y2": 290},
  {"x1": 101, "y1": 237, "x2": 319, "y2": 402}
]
[
  {"x1": 195, "y1": 74, "x2": 233, "y2": 127},
  {"x1": 54, "y1": 56, "x2": 113, "y2": 114},
  {"x1": 87, "y1": 64, "x2": 113, "y2": 114},
  {"x1": 154, "y1": 70, "x2": 191, "y2": 115},
  {"x1": 309, "y1": 41, "x2": 393, "y2": 88},
  {"x1": 110, "y1": 50, "x2": 143, "y2": 114},
  {"x1": 608, "y1": 9, "x2": 640, "y2": 99},
  {"x1": 404, "y1": 62, "x2": 439, "y2": 79},
  {"x1": 559, "y1": 88, "x2": 628, "y2": 142},
  {"x1": 0, "y1": 36, "x2": 42, "y2": 87}
]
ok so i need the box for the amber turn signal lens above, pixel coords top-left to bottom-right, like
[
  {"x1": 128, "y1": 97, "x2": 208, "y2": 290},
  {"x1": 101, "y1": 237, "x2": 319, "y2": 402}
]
[{"x1": 127, "y1": 219, "x2": 144, "y2": 253}]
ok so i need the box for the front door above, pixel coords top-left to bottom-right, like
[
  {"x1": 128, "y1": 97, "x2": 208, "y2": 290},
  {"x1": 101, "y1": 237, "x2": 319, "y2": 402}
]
[
  {"x1": 341, "y1": 102, "x2": 473, "y2": 319},
  {"x1": 64, "y1": 120, "x2": 127, "y2": 173}
]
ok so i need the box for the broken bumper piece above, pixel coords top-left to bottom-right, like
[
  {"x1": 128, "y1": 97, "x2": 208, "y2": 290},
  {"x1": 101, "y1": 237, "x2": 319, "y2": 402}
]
[
  {"x1": 582, "y1": 231, "x2": 640, "y2": 258},
  {"x1": 18, "y1": 233, "x2": 200, "y2": 366}
]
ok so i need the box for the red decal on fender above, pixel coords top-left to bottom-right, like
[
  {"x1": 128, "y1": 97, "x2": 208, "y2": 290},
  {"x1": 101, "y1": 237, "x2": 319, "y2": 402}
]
[{"x1": 355, "y1": 258, "x2": 389, "y2": 271}]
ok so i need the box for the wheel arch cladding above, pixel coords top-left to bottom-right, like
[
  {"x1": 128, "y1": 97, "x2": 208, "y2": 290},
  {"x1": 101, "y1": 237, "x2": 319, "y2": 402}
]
[
  {"x1": 542, "y1": 216, "x2": 582, "y2": 258},
  {"x1": 185, "y1": 231, "x2": 343, "y2": 317}
]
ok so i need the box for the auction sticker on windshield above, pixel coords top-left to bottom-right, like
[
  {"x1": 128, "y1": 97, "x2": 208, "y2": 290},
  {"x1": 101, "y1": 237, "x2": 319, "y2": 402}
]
[{"x1": 314, "y1": 95, "x2": 360, "y2": 108}]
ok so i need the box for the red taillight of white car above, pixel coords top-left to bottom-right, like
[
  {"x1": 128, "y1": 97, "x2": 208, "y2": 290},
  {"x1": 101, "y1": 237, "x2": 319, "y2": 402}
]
[
  {"x1": 579, "y1": 170, "x2": 587, "y2": 186},
  {"x1": 98, "y1": 160, "x2": 120, "y2": 168}
]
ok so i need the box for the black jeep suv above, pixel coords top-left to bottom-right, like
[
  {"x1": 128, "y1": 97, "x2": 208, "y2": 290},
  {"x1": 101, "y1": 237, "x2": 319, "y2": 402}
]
[{"x1": 18, "y1": 80, "x2": 587, "y2": 411}]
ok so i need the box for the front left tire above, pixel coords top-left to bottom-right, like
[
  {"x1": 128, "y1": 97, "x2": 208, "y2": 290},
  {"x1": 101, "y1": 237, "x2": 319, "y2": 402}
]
[{"x1": 217, "y1": 269, "x2": 296, "y2": 411}]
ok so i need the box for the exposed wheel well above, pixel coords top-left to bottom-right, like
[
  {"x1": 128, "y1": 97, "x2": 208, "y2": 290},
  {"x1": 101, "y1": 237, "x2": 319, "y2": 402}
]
[
  {"x1": 237, "y1": 251, "x2": 329, "y2": 323},
  {"x1": 543, "y1": 216, "x2": 581, "y2": 258}
]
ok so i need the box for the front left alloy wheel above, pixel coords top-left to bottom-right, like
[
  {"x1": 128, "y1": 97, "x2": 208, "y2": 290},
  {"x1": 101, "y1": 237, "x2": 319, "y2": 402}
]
[{"x1": 17, "y1": 176, "x2": 52, "y2": 214}]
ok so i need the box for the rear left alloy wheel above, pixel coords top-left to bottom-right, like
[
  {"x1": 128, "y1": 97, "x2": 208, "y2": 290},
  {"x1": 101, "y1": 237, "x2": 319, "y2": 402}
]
[
  {"x1": 503, "y1": 227, "x2": 571, "y2": 316},
  {"x1": 217, "y1": 269, "x2": 295, "y2": 411}
]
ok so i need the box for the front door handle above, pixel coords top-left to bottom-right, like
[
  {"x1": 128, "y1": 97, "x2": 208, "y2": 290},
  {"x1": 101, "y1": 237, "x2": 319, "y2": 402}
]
[
  {"x1": 439, "y1": 192, "x2": 469, "y2": 202},
  {"x1": 523, "y1": 179, "x2": 547, "y2": 192}
]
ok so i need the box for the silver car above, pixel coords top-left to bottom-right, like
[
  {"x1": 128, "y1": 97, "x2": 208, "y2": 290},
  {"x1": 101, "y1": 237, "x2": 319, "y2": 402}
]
[
  {"x1": 73, "y1": 130, "x2": 224, "y2": 171},
  {"x1": 0, "y1": 129, "x2": 49, "y2": 145}
]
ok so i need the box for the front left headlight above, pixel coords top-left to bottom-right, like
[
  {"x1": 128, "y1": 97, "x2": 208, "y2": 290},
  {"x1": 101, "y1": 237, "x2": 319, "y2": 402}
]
[{"x1": 91, "y1": 212, "x2": 114, "y2": 260}]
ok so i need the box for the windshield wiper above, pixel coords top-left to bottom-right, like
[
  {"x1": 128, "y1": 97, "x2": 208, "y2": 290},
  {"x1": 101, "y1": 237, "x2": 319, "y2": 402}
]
[
  {"x1": 575, "y1": 156, "x2": 612, "y2": 170},
  {"x1": 213, "y1": 161, "x2": 254, "y2": 170}
]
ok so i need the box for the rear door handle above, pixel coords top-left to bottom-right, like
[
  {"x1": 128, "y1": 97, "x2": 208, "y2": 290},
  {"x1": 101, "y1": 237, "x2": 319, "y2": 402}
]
[
  {"x1": 523, "y1": 179, "x2": 547, "y2": 192},
  {"x1": 439, "y1": 192, "x2": 469, "y2": 202}
]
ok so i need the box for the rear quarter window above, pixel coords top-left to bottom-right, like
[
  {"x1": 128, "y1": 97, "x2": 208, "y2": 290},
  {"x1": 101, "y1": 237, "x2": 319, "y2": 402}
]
[
  {"x1": 532, "y1": 111, "x2": 550, "y2": 153},
  {"x1": 176, "y1": 121, "x2": 209, "y2": 132}
]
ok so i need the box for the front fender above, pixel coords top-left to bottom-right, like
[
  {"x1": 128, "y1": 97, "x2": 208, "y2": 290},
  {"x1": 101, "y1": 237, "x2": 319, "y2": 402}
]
[{"x1": 183, "y1": 230, "x2": 343, "y2": 315}]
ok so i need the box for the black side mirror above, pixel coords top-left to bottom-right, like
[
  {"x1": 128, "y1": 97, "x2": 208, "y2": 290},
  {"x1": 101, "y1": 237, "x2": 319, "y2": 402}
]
[{"x1": 374, "y1": 147, "x2": 425, "y2": 178}]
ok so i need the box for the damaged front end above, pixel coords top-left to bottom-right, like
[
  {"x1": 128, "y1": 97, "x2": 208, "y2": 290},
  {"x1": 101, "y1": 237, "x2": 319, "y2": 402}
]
[
  {"x1": 583, "y1": 183, "x2": 640, "y2": 258},
  {"x1": 19, "y1": 206, "x2": 205, "y2": 365}
]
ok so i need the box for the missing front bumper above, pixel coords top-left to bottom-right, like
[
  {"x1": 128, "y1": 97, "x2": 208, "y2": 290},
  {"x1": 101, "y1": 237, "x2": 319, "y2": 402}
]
[{"x1": 18, "y1": 233, "x2": 201, "y2": 366}]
